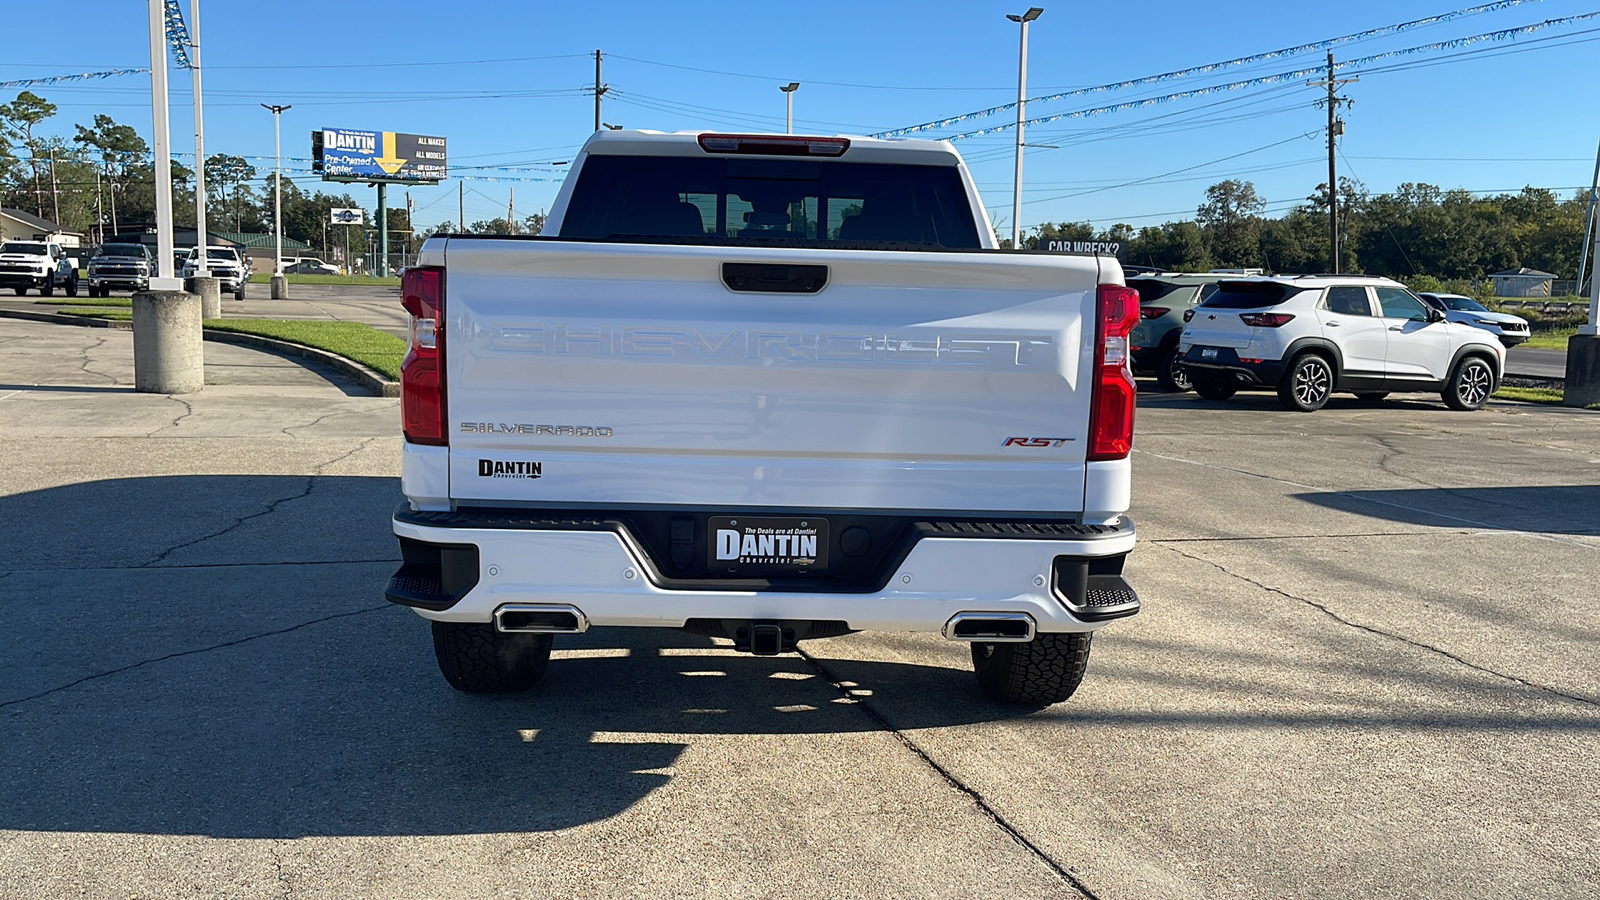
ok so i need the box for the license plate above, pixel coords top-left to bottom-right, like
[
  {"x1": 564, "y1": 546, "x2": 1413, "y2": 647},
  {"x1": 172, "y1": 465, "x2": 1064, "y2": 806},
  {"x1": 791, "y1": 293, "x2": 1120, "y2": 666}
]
[
  {"x1": 709, "y1": 517, "x2": 829, "y2": 575},
  {"x1": 1201, "y1": 348, "x2": 1218, "y2": 359}
]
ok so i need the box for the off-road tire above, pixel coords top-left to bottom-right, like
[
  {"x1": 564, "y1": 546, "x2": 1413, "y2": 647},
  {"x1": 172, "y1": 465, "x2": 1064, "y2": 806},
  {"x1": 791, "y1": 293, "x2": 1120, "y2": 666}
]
[
  {"x1": 971, "y1": 633, "x2": 1093, "y2": 706},
  {"x1": 431, "y1": 621, "x2": 552, "y2": 694},
  {"x1": 40, "y1": 277, "x2": 53, "y2": 298},
  {"x1": 1155, "y1": 345, "x2": 1193, "y2": 393},
  {"x1": 1277, "y1": 353, "x2": 1334, "y2": 412},
  {"x1": 235, "y1": 284, "x2": 246, "y2": 301},
  {"x1": 1443, "y1": 355, "x2": 1495, "y2": 411},
  {"x1": 65, "y1": 273, "x2": 78, "y2": 297},
  {"x1": 1353, "y1": 391, "x2": 1389, "y2": 405},
  {"x1": 1192, "y1": 373, "x2": 1238, "y2": 401}
]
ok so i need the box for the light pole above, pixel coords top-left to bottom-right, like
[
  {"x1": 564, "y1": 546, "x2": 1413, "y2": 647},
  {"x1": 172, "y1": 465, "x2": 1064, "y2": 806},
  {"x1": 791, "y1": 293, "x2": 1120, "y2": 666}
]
[
  {"x1": 1007, "y1": 7, "x2": 1042, "y2": 251},
  {"x1": 147, "y1": 0, "x2": 178, "y2": 288},
  {"x1": 780, "y1": 82, "x2": 800, "y2": 134},
  {"x1": 190, "y1": 0, "x2": 208, "y2": 276},
  {"x1": 261, "y1": 103, "x2": 291, "y2": 298}
]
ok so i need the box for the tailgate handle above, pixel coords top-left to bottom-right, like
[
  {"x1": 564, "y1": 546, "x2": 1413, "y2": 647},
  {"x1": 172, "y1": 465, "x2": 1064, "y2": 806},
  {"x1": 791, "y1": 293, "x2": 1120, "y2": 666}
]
[{"x1": 722, "y1": 262, "x2": 829, "y2": 294}]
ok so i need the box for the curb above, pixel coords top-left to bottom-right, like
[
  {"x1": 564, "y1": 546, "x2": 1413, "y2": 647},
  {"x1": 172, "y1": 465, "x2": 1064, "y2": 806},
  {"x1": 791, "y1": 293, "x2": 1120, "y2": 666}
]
[{"x1": 0, "y1": 307, "x2": 400, "y2": 398}]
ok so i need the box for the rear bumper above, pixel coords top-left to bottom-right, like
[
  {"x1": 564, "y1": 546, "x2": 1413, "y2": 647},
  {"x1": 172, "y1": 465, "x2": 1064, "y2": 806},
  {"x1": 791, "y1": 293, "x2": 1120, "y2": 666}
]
[
  {"x1": 389, "y1": 507, "x2": 1139, "y2": 634},
  {"x1": 1182, "y1": 345, "x2": 1286, "y2": 385}
]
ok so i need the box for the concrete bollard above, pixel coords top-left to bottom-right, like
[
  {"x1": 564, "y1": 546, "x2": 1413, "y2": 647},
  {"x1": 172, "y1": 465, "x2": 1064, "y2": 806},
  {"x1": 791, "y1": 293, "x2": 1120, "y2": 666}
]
[
  {"x1": 132, "y1": 290, "x2": 204, "y2": 394},
  {"x1": 184, "y1": 275, "x2": 221, "y2": 319},
  {"x1": 270, "y1": 273, "x2": 289, "y2": 300},
  {"x1": 1564, "y1": 334, "x2": 1600, "y2": 408}
]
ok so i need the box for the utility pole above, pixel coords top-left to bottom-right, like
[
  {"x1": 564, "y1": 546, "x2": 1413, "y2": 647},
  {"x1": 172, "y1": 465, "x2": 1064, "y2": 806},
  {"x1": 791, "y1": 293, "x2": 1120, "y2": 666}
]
[
  {"x1": 1309, "y1": 53, "x2": 1356, "y2": 273},
  {"x1": 49, "y1": 147, "x2": 59, "y2": 225},
  {"x1": 780, "y1": 83, "x2": 800, "y2": 134},
  {"x1": 593, "y1": 50, "x2": 609, "y2": 132},
  {"x1": 508, "y1": 187, "x2": 515, "y2": 234},
  {"x1": 459, "y1": 180, "x2": 464, "y2": 232},
  {"x1": 190, "y1": 0, "x2": 209, "y2": 275},
  {"x1": 1007, "y1": 7, "x2": 1043, "y2": 251},
  {"x1": 94, "y1": 169, "x2": 103, "y2": 245}
]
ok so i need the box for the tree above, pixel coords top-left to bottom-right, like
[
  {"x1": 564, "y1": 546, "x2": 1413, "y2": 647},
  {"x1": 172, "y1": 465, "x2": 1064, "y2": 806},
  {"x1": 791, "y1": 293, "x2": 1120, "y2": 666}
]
[
  {"x1": 73, "y1": 114, "x2": 148, "y2": 240},
  {"x1": 0, "y1": 91, "x2": 58, "y2": 218},
  {"x1": 205, "y1": 154, "x2": 257, "y2": 232},
  {"x1": 1197, "y1": 180, "x2": 1266, "y2": 268}
]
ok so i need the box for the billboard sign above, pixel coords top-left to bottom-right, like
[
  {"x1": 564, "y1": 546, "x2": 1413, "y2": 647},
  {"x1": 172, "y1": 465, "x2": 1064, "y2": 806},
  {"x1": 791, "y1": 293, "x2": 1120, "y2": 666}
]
[
  {"x1": 330, "y1": 208, "x2": 365, "y2": 225},
  {"x1": 313, "y1": 128, "x2": 447, "y2": 183}
]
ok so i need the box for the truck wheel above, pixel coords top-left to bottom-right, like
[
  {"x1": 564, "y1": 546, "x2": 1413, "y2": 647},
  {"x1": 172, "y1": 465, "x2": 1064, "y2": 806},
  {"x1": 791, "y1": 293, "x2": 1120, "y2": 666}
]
[
  {"x1": 431, "y1": 621, "x2": 552, "y2": 693},
  {"x1": 1277, "y1": 353, "x2": 1333, "y2": 412},
  {"x1": 1443, "y1": 356, "x2": 1495, "y2": 411},
  {"x1": 11, "y1": 287, "x2": 23, "y2": 297},
  {"x1": 66, "y1": 273, "x2": 79, "y2": 297},
  {"x1": 1192, "y1": 373, "x2": 1238, "y2": 401},
  {"x1": 234, "y1": 284, "x2": 246, "y2": 301},
  {"x1": 40, "y1": 278, "x2": 53, "y2": 298},
  {"x1": 971, "y1": 633, "x2": 1092, "y2": 706},
  {"x1": 1155, "y1": 346, "x2": 1193, "y2": 393}
]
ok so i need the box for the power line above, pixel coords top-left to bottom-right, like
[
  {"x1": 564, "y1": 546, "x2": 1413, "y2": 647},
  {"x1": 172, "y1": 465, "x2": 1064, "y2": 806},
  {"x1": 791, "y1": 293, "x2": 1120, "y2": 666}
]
[{"x1": 877, "y1": 0, "x2": 1548, "y2": 137}]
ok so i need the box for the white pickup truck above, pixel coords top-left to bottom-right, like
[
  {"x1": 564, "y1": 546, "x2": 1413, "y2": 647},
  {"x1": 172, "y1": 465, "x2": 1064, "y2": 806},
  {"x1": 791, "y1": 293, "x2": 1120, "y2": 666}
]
[
  {"x1": 387, "y1": 130, "x2": 1140, "y2": 705},
  {"x1": 0, "y1": 240, "x2": 79, "y2": 297}
]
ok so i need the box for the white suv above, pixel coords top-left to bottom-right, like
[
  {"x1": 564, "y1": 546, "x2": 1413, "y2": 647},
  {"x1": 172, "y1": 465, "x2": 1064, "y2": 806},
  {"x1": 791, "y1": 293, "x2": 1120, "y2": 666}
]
[{"x1": 1178, "y1": 275, "x2": 1505, "y2": 412}]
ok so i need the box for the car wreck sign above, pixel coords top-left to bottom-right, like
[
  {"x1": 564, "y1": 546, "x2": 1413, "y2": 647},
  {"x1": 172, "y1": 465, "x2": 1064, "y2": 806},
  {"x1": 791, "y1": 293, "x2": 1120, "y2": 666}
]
[{"x1": 1043, "y1": 239, "x2": 1127, "y2": 260}]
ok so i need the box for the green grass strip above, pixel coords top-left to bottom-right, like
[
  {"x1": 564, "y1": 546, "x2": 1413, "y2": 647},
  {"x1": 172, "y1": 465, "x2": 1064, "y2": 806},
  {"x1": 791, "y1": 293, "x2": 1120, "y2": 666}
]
[
  {"x1": 54, "y1": 310, "x2": 405, "y2": 380},
  {"x1": 1493, "y1": 386, "x2": 1600, "y2": 410},
  {"x1": 1521, "y1": 328, "x2": 1578, "y2": 350},
  {"x1": 200, "y1": 318, "x2": 406, "y2": 380},
  {"x1": 36, "y1": 297, "x2": 133, "y2": 308}
]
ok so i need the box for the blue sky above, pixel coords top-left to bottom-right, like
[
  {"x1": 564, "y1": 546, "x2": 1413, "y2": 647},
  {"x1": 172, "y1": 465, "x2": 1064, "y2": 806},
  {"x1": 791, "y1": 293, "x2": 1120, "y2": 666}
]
[{"x1": 7, "y1": 0, "x2": 1600, "y2": 234}]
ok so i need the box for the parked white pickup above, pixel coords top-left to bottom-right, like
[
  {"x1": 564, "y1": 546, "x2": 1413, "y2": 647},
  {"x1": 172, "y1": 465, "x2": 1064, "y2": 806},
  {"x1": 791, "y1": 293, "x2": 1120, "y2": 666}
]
[{"x1": 386, "y1": 130, "x2": 1142, "y2": 705}]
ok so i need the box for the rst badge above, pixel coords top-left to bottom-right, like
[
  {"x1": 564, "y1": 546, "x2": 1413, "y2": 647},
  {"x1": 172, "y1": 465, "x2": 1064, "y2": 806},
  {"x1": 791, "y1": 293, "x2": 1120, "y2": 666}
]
[{"x1": 1003, "y1": 437, "x2": 1073, "y2": 448}]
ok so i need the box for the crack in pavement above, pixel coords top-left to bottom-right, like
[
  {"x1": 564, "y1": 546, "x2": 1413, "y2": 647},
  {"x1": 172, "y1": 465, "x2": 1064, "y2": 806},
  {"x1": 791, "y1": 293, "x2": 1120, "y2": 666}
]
[
  {"x1": 268, "y1": 843, "x2": 294, "y2": 898},
  {"x1": 0, "y1": 604, "x2": 391, "y2": 713},
  {"x1": 1156, "y1": 542, "x2": 1600, "y2": 710},
  {"x1": 77, "y1": 336, "x2": 121, "y2": 385},
  {"x1": 145, "y1": 395, "x2": 196, "y2": 437},
  {"x1": 140, "y1": 438, "x2": 378, "y2": 567},
  {"x1": 279, "y1": 406, "x2": 384, "y2": 438},
  {"x1": 796, "y1": 647, "x2": 1100, "y2": 900}
]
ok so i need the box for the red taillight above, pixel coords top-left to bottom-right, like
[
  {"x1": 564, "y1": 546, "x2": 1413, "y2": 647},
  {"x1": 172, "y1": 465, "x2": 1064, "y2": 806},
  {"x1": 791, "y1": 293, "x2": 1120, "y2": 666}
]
[
  {"x1": 1139, "y1": 306, "x2": 1171, "y2": 320},
  {"x1": 1182, "y1": 309, "x2": 1196, "y2": 323},
  {"x1": 1240, "y1": 312, "x2": 1295, "y2": 328},
  {"x1": 1089, "y1": 284, "x2": 1139, "y2": 461},
  {"x1": 696, "y1": 133, "x2": 850, "y2": 157},
  {"x1": 401, "y1": 266, "x2": 446, "y2": 445}
]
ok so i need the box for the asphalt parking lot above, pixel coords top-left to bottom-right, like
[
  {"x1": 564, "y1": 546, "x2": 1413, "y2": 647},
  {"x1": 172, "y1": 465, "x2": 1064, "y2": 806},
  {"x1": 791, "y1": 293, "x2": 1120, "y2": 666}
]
[{"x1": 1, "y1": 318, "x2": 1597, "y2": 899}]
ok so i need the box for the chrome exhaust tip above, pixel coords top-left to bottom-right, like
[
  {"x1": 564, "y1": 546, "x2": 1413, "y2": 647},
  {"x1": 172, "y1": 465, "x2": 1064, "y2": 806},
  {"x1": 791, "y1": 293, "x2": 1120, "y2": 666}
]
[
  {"x1": 941, "y1": 612, "x2": 1035, "y2": 642},
  {"x1": 494, "y1": 604, "x2": 589, "y2": 634}
]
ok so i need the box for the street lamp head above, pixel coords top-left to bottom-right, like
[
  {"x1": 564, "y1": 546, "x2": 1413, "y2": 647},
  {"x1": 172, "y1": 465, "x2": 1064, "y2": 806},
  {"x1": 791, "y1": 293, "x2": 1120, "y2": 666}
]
[
  {"x1": 1024, "y1": 7, "x2": 1043, "y2": 21},
  {"x1": 781, "y1": 82, "x2": 800, "y2": 93}
]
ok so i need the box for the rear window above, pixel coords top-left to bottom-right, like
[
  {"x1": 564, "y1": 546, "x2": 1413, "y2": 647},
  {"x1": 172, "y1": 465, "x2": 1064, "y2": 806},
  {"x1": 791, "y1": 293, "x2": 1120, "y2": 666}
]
[
  {"x1": 2, "y1": 242, "x2": 48, "y2": 255},
  {"x1": 560, "y1": 155, "x2": 982, "y2": 249},
  {"x1": 1198, "y1": 281, "x2": 1301, "y2": 309},
  {"x1": 1129, "y1": 280, "x2": 1199, "y2": 305}
]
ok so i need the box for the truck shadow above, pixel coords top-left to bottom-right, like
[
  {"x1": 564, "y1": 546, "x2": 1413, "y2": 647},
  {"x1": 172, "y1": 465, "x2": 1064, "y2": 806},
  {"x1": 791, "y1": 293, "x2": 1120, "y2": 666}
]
[
  {"x1": 0, "y1": 474, "x2": 1020, "y2": 840},
  {"x1": 1292, "y1": 484, "x2": 1600, "y2": 534}
]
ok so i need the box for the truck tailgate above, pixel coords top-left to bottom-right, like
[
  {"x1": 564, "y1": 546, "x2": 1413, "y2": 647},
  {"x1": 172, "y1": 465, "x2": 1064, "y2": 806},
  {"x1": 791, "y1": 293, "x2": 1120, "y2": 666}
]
[{"x1": 442, "y1": 238, "x2": 1104, "y2": 514}]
